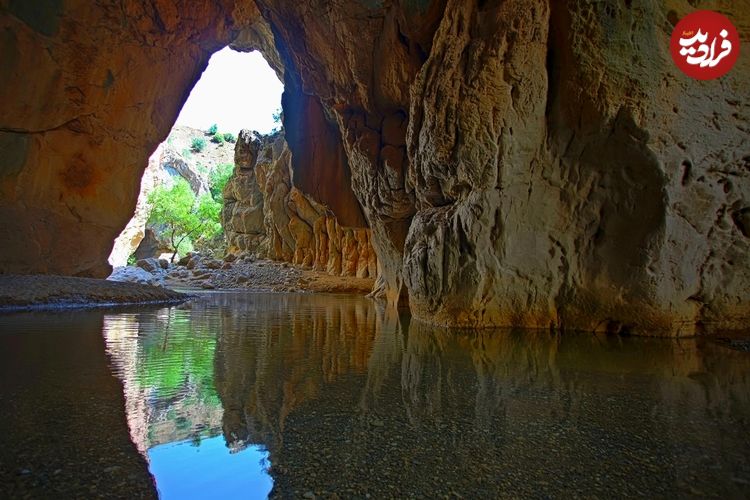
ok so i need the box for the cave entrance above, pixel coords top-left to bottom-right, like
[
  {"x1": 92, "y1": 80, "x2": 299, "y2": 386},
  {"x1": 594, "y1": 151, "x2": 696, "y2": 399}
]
[{"x1": 108, "y1": 47, "x2": 283, "y2": 269}]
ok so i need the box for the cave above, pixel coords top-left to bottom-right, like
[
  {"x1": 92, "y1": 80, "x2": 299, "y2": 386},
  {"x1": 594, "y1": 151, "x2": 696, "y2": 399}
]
[
  {"x1": 2, "y1": 0, "x2": 747, "y2": 334},
  {"x1": 1, "y1": 1, "x2": 749, "y2": 497}
]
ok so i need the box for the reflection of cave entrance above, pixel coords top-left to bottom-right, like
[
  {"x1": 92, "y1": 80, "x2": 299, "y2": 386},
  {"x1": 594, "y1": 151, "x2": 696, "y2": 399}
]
[{"x1": 108, "y1": 47, "x2": 282, "y2": 268}]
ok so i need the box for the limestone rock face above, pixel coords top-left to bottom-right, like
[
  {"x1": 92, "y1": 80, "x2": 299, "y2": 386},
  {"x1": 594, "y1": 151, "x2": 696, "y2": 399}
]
[
  {"x1": 400, "y1": 0, "x2": 750, "y2": 334},
  {"x1": 222, "y1": 130, "x2": 266, "y2": 253},
  {"x1": 249, "y1": 0, "x2": 445, "y2": 304},
  {"x1": 159, "y1": 148, "x2": 210, "y2": 196},
  {"x1": 234, "y1": 0, "x2": 748, "y2": 333},
  {"x1": 222, "y1": 130, "x2": 377, "y2": 278},
  {"x1": 0, "y1": 0, "x2": 254, "y2": 277},
  {"x1": 108, "y1": 148, "x2": 164, "y2": 268}
]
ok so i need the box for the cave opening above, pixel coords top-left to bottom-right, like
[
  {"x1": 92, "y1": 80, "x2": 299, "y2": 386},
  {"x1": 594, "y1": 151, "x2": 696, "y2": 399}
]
[{"x1": 107, "y1": 47, "x2": 283, "y2": 269}]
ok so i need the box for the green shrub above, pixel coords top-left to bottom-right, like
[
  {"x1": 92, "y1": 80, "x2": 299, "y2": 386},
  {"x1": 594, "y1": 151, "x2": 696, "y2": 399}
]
[
  {"x1": 211, "y1": 132, "x2": 224, "y2": 144},
  {"x1": 147, "y1": 179, "x2": 222, "y2": 262},
  {"x1": 223, "y1": 132, "x2": 236, "y2": 143},
  {"x1": 207, "y1": 123, "x2": 218, "y2": 135},
  {"x1": 209, "y1": 163, "x2": 234, "y2": 201},
  {"x1": 191, "y1": 137, "x2": 206, "y2": 153}
]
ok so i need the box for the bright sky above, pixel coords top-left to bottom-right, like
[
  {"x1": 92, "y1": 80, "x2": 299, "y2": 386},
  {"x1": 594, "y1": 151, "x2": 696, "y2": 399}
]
[{"x1": 175, "y1": 47, "x2": 283, "y2": 135}]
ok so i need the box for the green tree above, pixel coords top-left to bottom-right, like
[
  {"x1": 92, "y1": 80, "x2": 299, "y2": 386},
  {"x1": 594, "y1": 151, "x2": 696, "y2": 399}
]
[
  {"x1": 209, "y1": 163, "x2": 234, "y2": 201},
  {"x1": 223, "y1": 132, "x2": 236, "y2": 143},
  {"x1": 191, "y1": 137, "x2": 206, "y2": 153},
  {"x1": 207, "y1": 123, "x2": 218, "y2": 135},
  {"x1": 148, "y1": 179, "x2": 222, "y2": 262},
  {"x1": 211, "y1": 132, "x2": 224, "y2": 144}
]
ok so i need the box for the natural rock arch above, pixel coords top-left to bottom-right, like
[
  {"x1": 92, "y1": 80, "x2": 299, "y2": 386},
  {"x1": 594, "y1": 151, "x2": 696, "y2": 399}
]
[{"x1": 1, "y1": 0, "x2": 748, "y2": 334}]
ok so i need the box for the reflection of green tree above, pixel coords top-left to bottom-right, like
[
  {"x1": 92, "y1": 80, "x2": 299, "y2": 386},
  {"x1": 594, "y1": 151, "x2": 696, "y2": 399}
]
[
  {"x1": 133, "y1": 314, "x2": 222, "y2": 445},
  {"x1": 136, "y1": 331, "x2": 219, "y2": 405}
]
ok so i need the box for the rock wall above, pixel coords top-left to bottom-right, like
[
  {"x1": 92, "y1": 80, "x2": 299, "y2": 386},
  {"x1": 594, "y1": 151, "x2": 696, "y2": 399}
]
[
  {"x1": 222, "y1": 130, "x2": 377, "y2": 278},
  {"x1": 249, "y1": 0, "x2": 444, "y2": 305},
  {"x1": 0, "y1": 0, "x2": 254, "y2": 277},
  {"x1": 1, "y1": 0, "x2": 748, "y2": 334},
  {"x1": 401, "y1": 0, "x2": 750, "y2": 334},
  {"x1": 246, "y1": 0, "x2": 749, "y2": 334}
]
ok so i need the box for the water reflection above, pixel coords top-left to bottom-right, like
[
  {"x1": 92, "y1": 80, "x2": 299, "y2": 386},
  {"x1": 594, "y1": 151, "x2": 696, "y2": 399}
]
[
  {"x1": 0, "y1": 311, "x2": 156, "y2": 498},
  {"x1": 104, "y1": 311, "x2": 224, "y2": 453},
  {"x1": 102, "y1": 300, "x2": 275, "y2": 498},
  {"x1": 148, "y1": 436, "x2": 271, "y2": 500},
  {"x1": 103, "y1": 292, "x2": 750, "y2": 498}
]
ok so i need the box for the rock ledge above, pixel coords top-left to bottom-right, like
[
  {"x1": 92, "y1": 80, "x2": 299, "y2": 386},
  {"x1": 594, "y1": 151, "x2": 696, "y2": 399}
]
[{"x1": 0, "y1": 275, "x2": 187, "y2": 312}]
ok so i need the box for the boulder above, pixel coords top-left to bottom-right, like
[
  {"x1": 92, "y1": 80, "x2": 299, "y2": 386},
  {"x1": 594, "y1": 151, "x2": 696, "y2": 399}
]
[
  {"x1": 204, "y1": 259, "x2": 222, "y2": 270},
  {"x1": 135, "y1": 258, "x2": 159, "y2": 273},
  {"x1": 108, "y1": 267, "x2": 163, "y2": 287},
  {"x1": 133, "y1": 229, "x2": 171, "y2": 262}
]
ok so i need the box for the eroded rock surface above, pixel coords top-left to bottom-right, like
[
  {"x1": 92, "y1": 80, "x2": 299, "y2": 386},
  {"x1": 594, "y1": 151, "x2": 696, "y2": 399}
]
[
  {"x1": 222, "y1": 130, "x2": 378, "y2": 279},
  {"x1": 400, "y1": 0, "x2": 750, "y2": 334},
  {"x1": 259, "y1": 0, "x2": 750, "y2": 334},
  {"x1": 0, "y1": 0, "x2": 254, "y2": 277}
]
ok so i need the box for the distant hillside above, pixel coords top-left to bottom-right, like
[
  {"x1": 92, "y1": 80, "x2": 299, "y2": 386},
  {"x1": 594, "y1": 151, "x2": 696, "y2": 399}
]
[{"x1": 165, "y1": 125, "x2": 235, "y2": 174}]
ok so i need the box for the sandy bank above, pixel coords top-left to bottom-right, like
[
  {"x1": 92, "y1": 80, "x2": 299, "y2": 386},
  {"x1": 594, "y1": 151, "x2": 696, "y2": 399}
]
[{"x1": 0, "y1": 275, "x2": 187, "y2": 312}]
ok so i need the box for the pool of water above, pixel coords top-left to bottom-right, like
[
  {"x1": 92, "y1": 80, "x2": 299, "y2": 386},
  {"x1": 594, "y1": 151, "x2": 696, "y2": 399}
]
[{"x1": 1, "y1": 292, "x2": 749, "y2": 498}]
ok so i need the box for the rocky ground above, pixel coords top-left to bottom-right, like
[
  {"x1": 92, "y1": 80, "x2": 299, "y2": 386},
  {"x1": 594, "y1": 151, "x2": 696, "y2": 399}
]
[
  {"x1": 110, "y1": 253, "x2": 374, "y2": 295},
  {"x1": 0, "y1": 255, "x2": 373, "y2": 312},
  {"x1": 0, "y1": 275, "x2": 186, "y2": 311}
]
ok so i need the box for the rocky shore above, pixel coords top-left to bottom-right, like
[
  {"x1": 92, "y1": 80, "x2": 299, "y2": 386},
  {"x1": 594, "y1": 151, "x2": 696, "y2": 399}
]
[
  {"x1": 0, "y1": 275, "x2": 187, "y2": 312},
  {"x1": 0, "y1": 253, "x2": 374, "y2": 313},
  {"x1": 111, "y1": 253, "x2": 374, "y2": 295}
]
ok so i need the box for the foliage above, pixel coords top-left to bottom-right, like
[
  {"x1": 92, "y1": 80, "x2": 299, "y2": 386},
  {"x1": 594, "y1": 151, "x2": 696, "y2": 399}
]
[
  {"x1": 211, "y1": 132, "x2": 224, "y2": 144},
  {"x1": 133, "y1": 315, "x2": 222, "y2": 445},
  {"x1": 207, "y1": 123, "x2": 218, "y2": 135},
  {"x1": 272, "y1": 108, "x2": 282, "y2": 124},
  {"x1": 191, "y1": 137, "x2": 206, "y2": 153},
  {"x1": 181, "y1": 148, "x2": 192, "y2": 159},
  {"x1": 127, "y1": 253, "x2": 137, "y2": 266},
  {"x1": 147, "y1": 179, "x2": 222, "y2": 261},
  {"x1": 223, "y1": 132, "x2": 236, "y2": 143},
  {"x1": 209, "y1": 163, "x2": 234, "y2": 201},
  {"x1": 174, "y1": 237, "x2": 194, "y2": 257}
]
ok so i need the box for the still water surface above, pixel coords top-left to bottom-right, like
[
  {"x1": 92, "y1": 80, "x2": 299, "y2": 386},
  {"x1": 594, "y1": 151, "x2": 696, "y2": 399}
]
[{"x1": 2, "y1": 292, "x2": 750, "y2": 498}]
